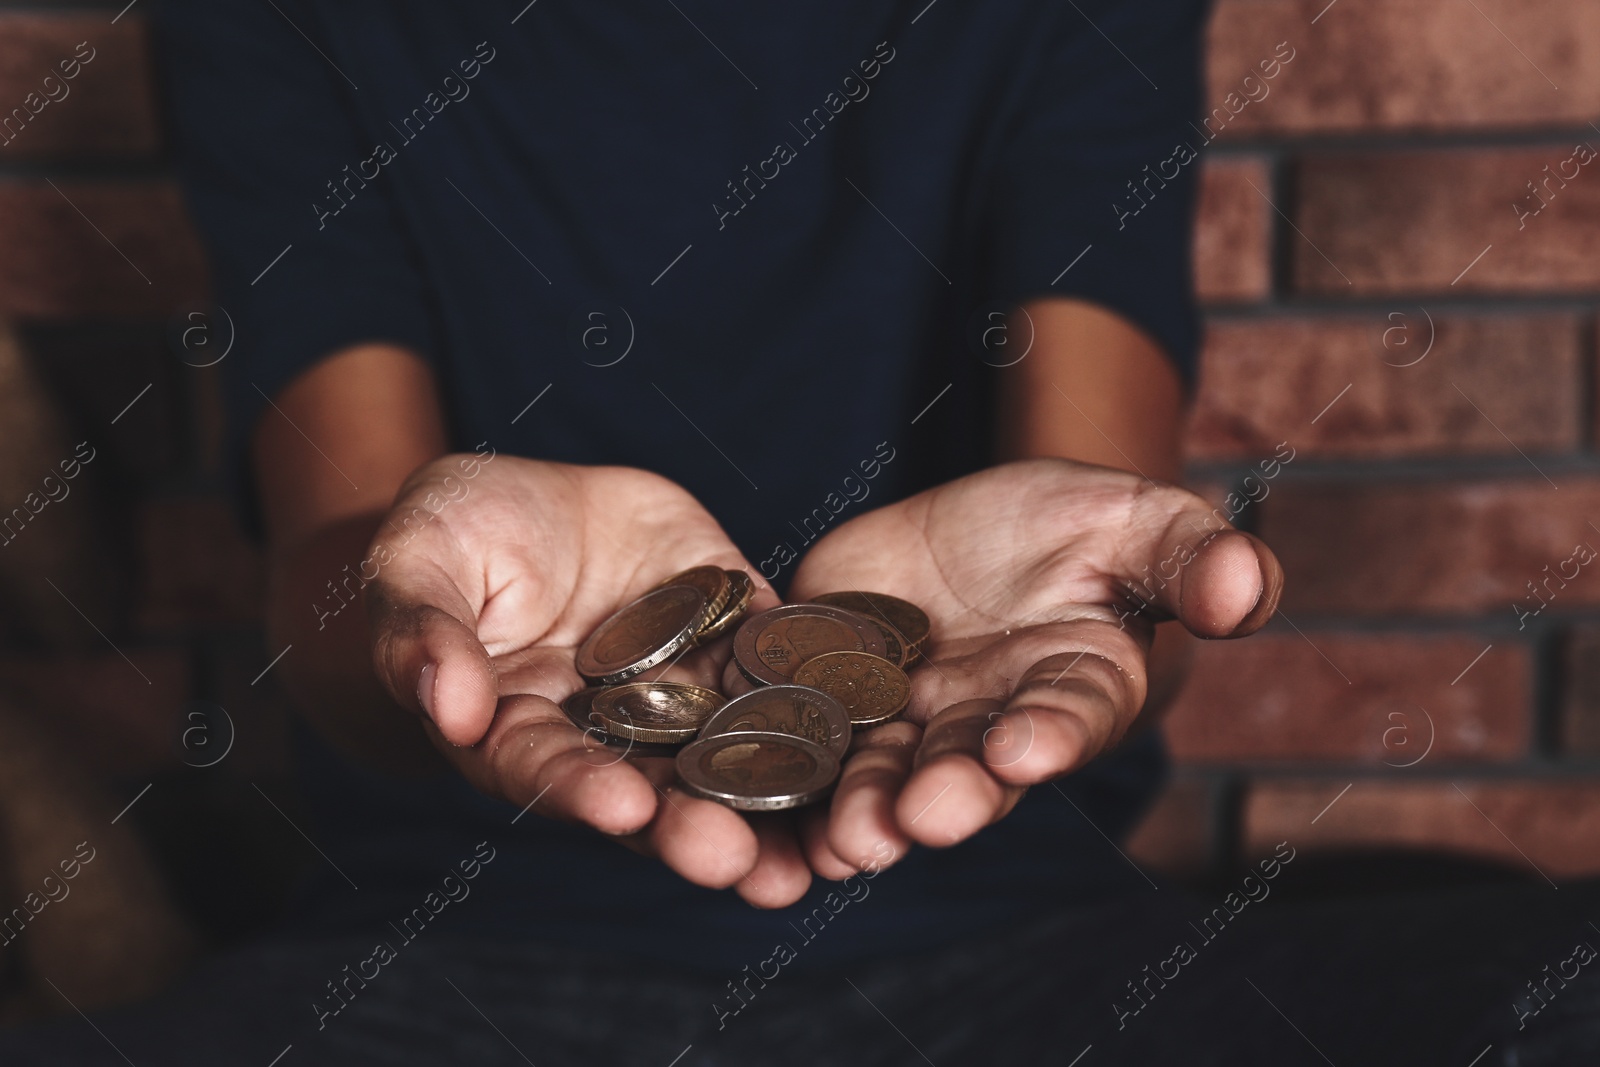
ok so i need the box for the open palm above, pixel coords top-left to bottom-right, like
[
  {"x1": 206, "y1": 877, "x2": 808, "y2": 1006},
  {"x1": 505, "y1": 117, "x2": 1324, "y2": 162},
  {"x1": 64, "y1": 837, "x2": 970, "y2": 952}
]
[
  {"x1": 363, "y1": 455, "x2": 811, "y2": 906},
  {"x1": 783, "y1": 458, "x2": 1282, "y2": 878}
]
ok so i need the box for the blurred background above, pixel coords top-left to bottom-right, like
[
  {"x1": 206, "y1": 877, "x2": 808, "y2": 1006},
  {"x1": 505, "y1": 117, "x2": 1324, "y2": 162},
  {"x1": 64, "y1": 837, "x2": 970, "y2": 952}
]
[{"x1": 0, "y1": 0, "x2": 1596, "y2": 1013}]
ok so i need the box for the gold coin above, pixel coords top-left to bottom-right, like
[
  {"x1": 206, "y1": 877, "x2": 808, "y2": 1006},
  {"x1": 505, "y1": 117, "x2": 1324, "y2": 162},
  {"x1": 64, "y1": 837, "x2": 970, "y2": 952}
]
[
  {"x1": 693, "y1": 569, "x2": 755, "y2": 646},
  {"x1": 809, "y1": 591, "x2": 930, "y2": 664},
  {"x1": 593, "y1": 681, "x2": 723, "y2": 744},
  {"x1": 791, "y1": 650, "x2": 911, "y2": 727}
]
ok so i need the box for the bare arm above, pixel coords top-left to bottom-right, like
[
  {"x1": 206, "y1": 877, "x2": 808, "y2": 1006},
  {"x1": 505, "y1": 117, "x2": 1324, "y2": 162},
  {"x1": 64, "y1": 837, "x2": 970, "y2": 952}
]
[
  {"x1": 255, "y1": 346, "x2": 801, "y2": 902},
  {"x1": 254, "y1": 343, "x2": 450, "y2": 773},
  {"x1": 997, "y1": 298, "x2": 1193, "y2": 717}
]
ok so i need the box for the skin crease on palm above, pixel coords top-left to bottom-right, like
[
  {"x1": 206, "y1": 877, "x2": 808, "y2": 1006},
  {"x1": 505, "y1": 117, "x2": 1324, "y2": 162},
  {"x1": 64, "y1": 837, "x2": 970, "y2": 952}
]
[{"x1": 365, "y1": 453, "x2": 1284, "y2": 911}]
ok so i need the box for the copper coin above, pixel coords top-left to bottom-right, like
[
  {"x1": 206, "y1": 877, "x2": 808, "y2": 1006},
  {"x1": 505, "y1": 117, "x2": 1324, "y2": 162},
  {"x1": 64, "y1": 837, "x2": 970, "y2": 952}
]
[
  {"x1": 561, "y1": 686, "x2": 606, "y2": 730},
  {"x1": 594, "y1": 681, "x2": 723, "y2": 744},
  {"x1": 732, "y1": 604, "x2": 887, "y2": 686},
  {"x1": 849, "y1": 612, "x2": 908, "y2": 668},
  {"x1": 792, "y1": 651, "x2": 911, "y2": 727},
  {"x1": 650, "y1": 565, "x2": 732, "y2": 623},
  {"x1": 675, "y1": 731, "x2": 839, "y2": 811},
  {"x1": 693, "y1": 569, "x2": 756, "y2": 646},
  {"x1": 697, "y1": 685, "x2": 852, "y2": 759},
  {"x1": 810, "y1": 591, "x2": 930, "y2": 663},
  {"x1": 575, "y1": 585, "x2": 708, "y2": 684}
]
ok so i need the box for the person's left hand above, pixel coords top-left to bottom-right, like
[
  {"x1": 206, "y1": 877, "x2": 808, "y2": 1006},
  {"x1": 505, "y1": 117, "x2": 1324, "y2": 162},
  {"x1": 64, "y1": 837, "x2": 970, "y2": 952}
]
[{"x1": 767, "y1": 458, "x2": 1282, "y2": 879}]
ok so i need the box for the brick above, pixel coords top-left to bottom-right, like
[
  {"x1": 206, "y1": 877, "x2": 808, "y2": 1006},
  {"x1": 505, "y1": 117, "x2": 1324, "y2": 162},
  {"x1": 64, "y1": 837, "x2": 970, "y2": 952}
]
[
  {"x1": 0, "y1": 647, "x2": 188, "y2": 775},
  {"x1": 1193, "y1": 157, "x2": 1271, "y2": 305},
  {"x1": 1188, "y1": 314, "x2": 1584, "y2": 460},
  {"x1": 0, "y1": 182, "x2": 207, "y2": 318},
  {"x1": 0, "y1": 15, "x2": 158, "y2": 159},
  {"x1": 1291, "y1": 147, "x2": 1600, "y2": 296},
  {"x1": 1125, "y1": 775, "x2": 1215, "y2": 878},
  {"x1": 1205, "y1": 0, "x2": 1600, "y2": 137},
  {"x1": 1164, "y1": 634, "x2": 1528, "y2": 763},
  {"x1": 137, "y1": 494, "x2": 263, "y2": 632},
  {"x1": 1560, "y1": 627, "x2": 1600, "y2": 758},
  {"x1": 1260, "y1": 478, "x2": 1600, "y2": 616},
  {"x1": 1242, "y1": 778, "x2": 1600, "y2": 881}
]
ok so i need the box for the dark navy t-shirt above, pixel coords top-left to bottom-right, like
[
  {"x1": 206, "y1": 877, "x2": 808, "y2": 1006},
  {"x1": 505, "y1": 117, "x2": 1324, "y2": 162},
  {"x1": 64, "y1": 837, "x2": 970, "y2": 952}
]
[{"x1": 153, "y1": 0, "x2": 1205, "y2": 969}]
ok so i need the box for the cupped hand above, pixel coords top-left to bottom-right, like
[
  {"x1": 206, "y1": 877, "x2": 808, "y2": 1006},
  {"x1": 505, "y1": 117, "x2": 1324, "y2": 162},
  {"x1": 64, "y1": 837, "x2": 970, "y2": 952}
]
[
  {"x1": 783, "y1": 458, "x2": 1282, "y2": 878},
  {"x1": 363, "y1": 454, "x2": 811, "y2": 907}
]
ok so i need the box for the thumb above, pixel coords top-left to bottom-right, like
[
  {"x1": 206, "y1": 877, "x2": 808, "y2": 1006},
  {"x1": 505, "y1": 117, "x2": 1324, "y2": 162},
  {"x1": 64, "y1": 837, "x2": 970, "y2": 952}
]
[
  {"x1": 368, "y1": 561, "x2": 498, "y2": 746},
  {"x1": 1116, "y1": 505, "x2": 1284, "y2": 639}
]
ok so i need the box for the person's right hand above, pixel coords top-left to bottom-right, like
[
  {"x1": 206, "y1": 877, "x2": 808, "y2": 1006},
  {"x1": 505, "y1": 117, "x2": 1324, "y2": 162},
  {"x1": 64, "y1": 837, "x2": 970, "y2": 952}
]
[{"x1": 364, "y1": 454, "x2": 812, "y2": 907}]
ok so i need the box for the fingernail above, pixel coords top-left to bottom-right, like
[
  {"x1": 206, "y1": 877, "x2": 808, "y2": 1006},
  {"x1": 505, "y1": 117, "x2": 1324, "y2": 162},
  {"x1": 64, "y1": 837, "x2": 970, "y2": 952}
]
[{"x1": 417, "y1": 661, "x2": 438, "y2": 719}]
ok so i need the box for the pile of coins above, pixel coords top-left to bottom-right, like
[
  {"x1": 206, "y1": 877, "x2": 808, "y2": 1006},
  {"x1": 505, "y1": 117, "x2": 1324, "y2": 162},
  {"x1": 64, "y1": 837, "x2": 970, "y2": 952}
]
[{"x1": 564, "y1": 566, "x2": 929, "y2": 811}]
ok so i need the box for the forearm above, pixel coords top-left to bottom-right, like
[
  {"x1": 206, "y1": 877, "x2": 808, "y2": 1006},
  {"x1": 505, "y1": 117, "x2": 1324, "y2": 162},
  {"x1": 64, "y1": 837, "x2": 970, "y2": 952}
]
[
  {"x1": 253, "y1": 343, "x2": 452, "y2": 772},
  {"x1": 996, "y1": 297, "x2": 1193, "y2": 719},
  {"x1": 266, "y1": 511, "x2": 446, "y2": 775}
]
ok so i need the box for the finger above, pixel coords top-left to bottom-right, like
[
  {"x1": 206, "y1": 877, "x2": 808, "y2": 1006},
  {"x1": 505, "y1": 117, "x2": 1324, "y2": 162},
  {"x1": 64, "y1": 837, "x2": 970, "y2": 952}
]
[
  {"x1": 895, "y1": 700, "x2": 1024, "y2": 848},
  {"x1": 1187, "y1": 529, "x2": 1282, "y2": 636},
  {"x1": 369, "y1": 559, "x2": 498, "y2": 747},
  {"x1": 433, "y1": 694, "x2": 660, "y2": 835},
  {"x1": 986, "y1": 640, "x2": 1145, "y2": 786},
  {"x1": 1122, "y1": 510, "x2": 1283, "y2": 638},
  {"x1": 910, "y1": 620, "x2": 1146, "y2": 787},
  {"x1": 798, "y1": 807, "x2": 859, "y2": 881},
  {"x1": 737, "y1": 814, "x2": 814, "y2": 908},
  {"x1": 631, "y1": 760, "x2": 761, "y2": 891},
  {"x1": 827, "y1": 720, "x2": 919, "y2": 870}
]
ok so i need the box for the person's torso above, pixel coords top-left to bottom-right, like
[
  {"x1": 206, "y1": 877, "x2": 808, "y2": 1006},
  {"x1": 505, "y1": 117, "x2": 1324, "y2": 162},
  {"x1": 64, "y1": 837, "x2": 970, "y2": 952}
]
[{"x1": 265, "y1": 0, "x2": 1170, "y2": 968}]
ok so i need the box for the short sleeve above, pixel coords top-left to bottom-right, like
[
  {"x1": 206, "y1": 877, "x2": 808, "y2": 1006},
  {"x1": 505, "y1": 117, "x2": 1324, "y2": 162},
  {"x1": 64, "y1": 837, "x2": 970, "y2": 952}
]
[
  {"x1": 150, "y1": 0, "x2": 443, "y2": 528},
  {"x1": 984, "y1": 0, "x2": 1209, "y2": 387}
]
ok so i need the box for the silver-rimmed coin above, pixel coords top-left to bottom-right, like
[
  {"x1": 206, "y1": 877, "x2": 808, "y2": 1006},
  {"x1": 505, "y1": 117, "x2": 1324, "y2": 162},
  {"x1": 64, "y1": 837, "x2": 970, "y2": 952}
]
[
  {"x1": 594, "y1": 681, "x2": 723, "y2": 744},
  {"x1": 650, "y1": 565, "x2": 732, "y2": 624},
  {"x1": 732, "y1": 603, "x2": 887, "y2": 686},
  {"x1": 575, "y1": 584, "x2": 709, "y2": 684},
  {"x1": 561, "y1": 687, "x2": 678, "y2": 758},
  {"x1": 693, "y1": 568, "x2": 756, "y2": 646},
  {"x1": 697, "y1": 684, "x2": 852, "y2": 759},
  {"x1": 675, "y1": 730, "x2": 839, "y2": 811},
  {"x1": 810, "y1": 591, "x2": 930, "y2": 647}
]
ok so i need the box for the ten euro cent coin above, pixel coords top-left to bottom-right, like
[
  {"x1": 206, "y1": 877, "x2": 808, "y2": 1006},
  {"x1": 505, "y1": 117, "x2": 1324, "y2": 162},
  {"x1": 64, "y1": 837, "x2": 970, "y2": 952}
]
[{"x1": 791, "y1": 651, "x2": 910, "y2": 727}]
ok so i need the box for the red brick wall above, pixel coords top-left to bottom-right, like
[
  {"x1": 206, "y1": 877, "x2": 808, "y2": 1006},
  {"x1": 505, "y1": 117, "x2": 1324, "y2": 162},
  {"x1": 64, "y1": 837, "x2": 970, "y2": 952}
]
[
  {"x1": 4, "y1": 3, "x2": 1595, "y2": 886},
  {"x1": 1130, "y1": 0, "x2": 1600, "y2": 882},
  {"x1": 0, "y1": 8, "x2": 276, "y2": 785}
]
